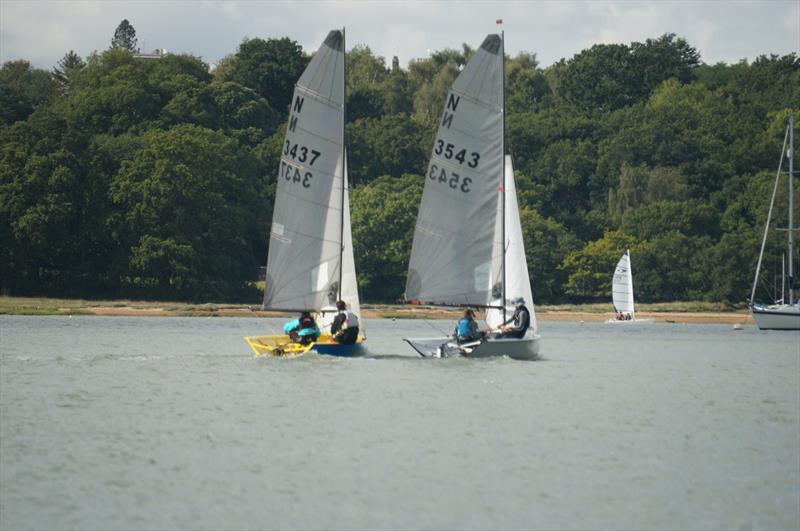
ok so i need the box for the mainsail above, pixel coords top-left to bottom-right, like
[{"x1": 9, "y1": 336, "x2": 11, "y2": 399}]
[
  {"x1": 612, "y1": 250, "x2": 635, "y2": 316},
  {"x1": 263, "y1": 30, "x2": 347, "y2": 312},
  {"x1": 405, "y1": 34, "x2": 505, "y2": 306}
]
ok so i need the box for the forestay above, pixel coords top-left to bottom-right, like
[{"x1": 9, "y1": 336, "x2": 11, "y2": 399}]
[
  {"x1": 612, "y1": 250, "x2": 635, "y2": 316},
  {"x1": 263, "y1": 30, "x2": 346, "y2": 312},
  {"x1": 405, "y1": 34, "x2": 505, "y2": 306}
]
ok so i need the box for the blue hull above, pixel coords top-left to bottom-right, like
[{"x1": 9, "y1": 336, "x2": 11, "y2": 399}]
[{"x1": 311, "y1": 342, "x2": 366, "y2": 357}]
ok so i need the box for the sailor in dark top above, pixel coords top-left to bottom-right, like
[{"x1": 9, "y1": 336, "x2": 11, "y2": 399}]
[
  {"x1": 498, "y1": 301, "x2": 530, "y2": 339},
  {"x1": 330, "y1": 300, "x2": 360, "y2": 344}
]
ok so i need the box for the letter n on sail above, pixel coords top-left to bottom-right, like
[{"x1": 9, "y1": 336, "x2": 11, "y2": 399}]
[{"x1": 441, "y1": 94, "x2": 460, "y2": 129}]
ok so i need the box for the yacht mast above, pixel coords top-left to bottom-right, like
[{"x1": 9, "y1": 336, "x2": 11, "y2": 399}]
[
  {"x1": 500, "y1": 30, "x2": 507, "y2": 323},
  {"x1": 338, "y1": 27, "x2": 346, "y2": 301},
  {"x1": 788, "y1": 115, "x2": 794, "y2": 305}
]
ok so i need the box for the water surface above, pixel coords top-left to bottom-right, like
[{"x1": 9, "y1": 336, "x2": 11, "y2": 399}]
[{"x1": 1, "y1": 316, "x2": 798, "y2": 530}]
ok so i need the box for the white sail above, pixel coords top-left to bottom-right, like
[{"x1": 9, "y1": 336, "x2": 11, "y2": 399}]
[
  {"x1": 319, "y1": 156, "x2": 361, "y2": 329},
  {"x1": 405, "y1": 34, "x2": 504, "y2": 306},
  {"x1": 486, "y1": 155, "x2": 537, "y2": 332},
  {"x1": 612, "y1": 250, "x2": 635, "y2": 316},
  {"x1": 263, "y1": 30, "x2": 345, "y2": 311}
]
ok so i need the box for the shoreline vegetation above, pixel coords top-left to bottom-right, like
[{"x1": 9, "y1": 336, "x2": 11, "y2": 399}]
[{"x1": 0, "y1": 296, "x2": 753, "y2": 324}]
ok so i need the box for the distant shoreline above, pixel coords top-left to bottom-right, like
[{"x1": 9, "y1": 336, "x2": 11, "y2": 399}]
[{"x1": 0, "y1": 297, "x2": 754, "y2": 325}]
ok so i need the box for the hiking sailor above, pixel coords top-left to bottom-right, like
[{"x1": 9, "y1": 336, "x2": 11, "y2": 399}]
[{"x1": 284, "y1": 311, "x2": 321, "y2": 345}]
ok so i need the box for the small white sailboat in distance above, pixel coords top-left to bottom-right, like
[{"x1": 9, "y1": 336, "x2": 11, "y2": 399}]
[
  {"x1": 402, "y1": 32, "x2": 541, "y2": 360},
  {"x1": 606, "y1": 249, "x2": 654, "y2": 324},
  {"x1": 749, "y1": 115, "x2": 800, "y2": 330}
]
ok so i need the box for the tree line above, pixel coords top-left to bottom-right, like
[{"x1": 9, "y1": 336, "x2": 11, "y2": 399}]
[{"x1": 1, "y1": 20, "x2": 798, "y2": 304}]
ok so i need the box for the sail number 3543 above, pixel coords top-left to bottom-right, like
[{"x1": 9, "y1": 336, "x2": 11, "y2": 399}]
[{"x1": 434, "y1": 140, "x2": 480, "y2": 168}]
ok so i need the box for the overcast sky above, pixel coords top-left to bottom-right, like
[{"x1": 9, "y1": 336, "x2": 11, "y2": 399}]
[{"x1": 2, "y1": 0, "x2": 798, "y2": 71}]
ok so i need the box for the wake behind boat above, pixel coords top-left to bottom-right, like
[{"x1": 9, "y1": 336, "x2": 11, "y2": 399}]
[
  {"x1": 244, "y1": 29, "x2": 366, "y2": 356},
  {"x1": 402, "y1": 32, "x2": 540, "y2": 360}
]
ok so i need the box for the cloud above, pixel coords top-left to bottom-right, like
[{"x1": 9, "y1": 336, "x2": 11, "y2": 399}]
[{"x1": 1, "y1": 0, "x2": 797, "y2": 70}]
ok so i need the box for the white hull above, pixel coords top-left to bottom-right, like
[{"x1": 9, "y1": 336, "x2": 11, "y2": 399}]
[
  {"x1": 468, "y1": 334, "x2": 541, "y2": 360},
  {"x1": 405, "y1": 333, "x2": 541, "y2": 360},
  {"x1": 605, "y1": 318, "x2": 655, "y2": 324},
  {"x1": 751, "y1": 304, "x2": 800, "y2": 330}
]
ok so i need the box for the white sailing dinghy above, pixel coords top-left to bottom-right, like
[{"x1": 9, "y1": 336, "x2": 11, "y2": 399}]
[
  {"x1": 750, "y1": 115, "x2": 800, "y2": 330},
  {"x1": 245, "y1": 29, "x2": 366, "y2": 357},
  {"x1": 403, "y1": 33, "x2": 541, "y2": 360},
  {"x1": 606, "y1": 249, "x2": 654, "y2": 324}
]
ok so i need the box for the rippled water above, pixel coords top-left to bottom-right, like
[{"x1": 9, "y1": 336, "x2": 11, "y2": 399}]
[{"x1": 1, "y1": 315, "x2": 798, "y2": 530}]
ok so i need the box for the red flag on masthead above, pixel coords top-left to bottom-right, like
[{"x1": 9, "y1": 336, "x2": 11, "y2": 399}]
[{"x1": 496, "y1": 19, "x2": 503, "y2": 25}]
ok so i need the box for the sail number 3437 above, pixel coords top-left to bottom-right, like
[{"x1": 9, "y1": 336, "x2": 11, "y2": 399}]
[{"x1": 281, "y1": 140, "x2": 322, "y2": 188}]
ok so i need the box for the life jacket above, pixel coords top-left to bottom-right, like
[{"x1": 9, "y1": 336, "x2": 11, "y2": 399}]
[
  {"x1": 284, "y1": 317, "x2": 320, "y2": 338},
  {"x1": 456, "y1": 317, "x2": 474, "y2": 338},
  {"x1": 297, "y1": 317, "x2": 320, "y2": 337},
  {"x1": 297, "y1": 325, "x2": 320, "y2": 337},
  {"x1": 283, "y1": 319, "x2": 300, "y2": 333},
  {"x1": 344, "y1": 310, "x2": 359, "y2": 329}
]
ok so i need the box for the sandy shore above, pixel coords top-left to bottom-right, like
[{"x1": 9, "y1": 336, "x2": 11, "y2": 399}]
[{"x1": 0, "y1": 297, "x2": 754, "y2": 325}]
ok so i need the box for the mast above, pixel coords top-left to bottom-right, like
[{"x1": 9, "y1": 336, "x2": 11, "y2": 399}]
[
  {"x1": 501, "y1": 30, "x2": 507, "y2": 323},
  {"x1": 338, "y1": 26, "x2": 346, "y2": 302},
  {"x1": 789, "y1": 115, "x2": 795, "y2": 305},
  {"x1": 750, "y1": 122, "x2": 790, "y2": 305}
]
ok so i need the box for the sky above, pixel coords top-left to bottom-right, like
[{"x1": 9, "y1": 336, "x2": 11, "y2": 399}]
[{"x1": 1, "y1": 0, "x2": 798, "y2": 71}]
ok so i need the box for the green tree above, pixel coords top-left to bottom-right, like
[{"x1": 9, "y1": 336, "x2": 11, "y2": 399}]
[
  {"x1": 52, "y1": 50, "x2": 85, "y2": 90},
  {"x1": 561, "y1": 231, "x2": 639, "y2": 300},
  {"x1": 110, "y1": 124, "x2": 261, "y2": 299},
  {"x1": 519, "y1": 208, "x2": 580, "y2": 303},
  {"x1": 347, "y1": 113, "x2": 428, "y2": 183},
  {"x1": 111, "y1": 19, "x2": 138, "y2": 52},
  {"x1": 225, "y1": 37, "x2": 308, "y2": 116},
  {"x1": 0, "y1": 60, "x2": 58, "y2": 126},
  {"x1": 350, "y1": 174, "x2": 423, "y2": 301}
]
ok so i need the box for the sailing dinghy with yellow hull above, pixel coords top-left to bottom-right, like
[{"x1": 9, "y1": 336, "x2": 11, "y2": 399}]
[{"x1": 244, "y1": 29, "x2": 366, "y2": 357}]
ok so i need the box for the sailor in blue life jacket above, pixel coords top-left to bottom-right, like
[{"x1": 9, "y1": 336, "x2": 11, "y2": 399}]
[
  {"x1": 330, "y1": 300, "x2": 360, "y2": 344},
  {"x1": 497, "y1": 300, "x2": 530, "y2": 339},
  {"x1": 454, "y1": 308, "x2": 482, "y2": 343},
  {"x1": 284, "y1": 311, "x2": 321, "y2": 345}
]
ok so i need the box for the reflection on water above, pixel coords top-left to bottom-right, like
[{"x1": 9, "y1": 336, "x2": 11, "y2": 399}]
[{"x1": 1, "y1": 316, "x2": 798, "y2": 530}]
